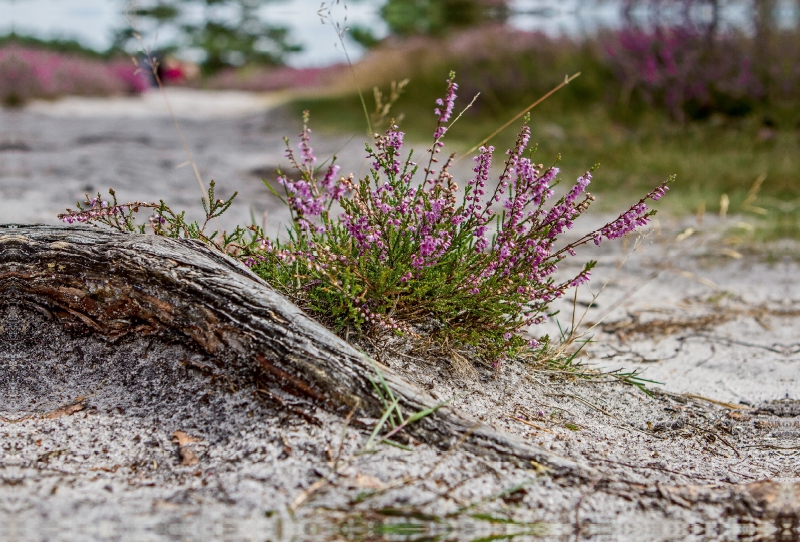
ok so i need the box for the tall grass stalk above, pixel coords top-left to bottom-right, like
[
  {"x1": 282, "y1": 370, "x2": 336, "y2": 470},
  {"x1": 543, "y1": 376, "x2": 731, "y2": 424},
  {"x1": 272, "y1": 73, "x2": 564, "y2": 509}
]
[
  {"x1": 318, "y1": 0, "x2": 373, "y2": 134},
  {"x1": 124, "y1": 0, "x2": 220, "y2": 233}
]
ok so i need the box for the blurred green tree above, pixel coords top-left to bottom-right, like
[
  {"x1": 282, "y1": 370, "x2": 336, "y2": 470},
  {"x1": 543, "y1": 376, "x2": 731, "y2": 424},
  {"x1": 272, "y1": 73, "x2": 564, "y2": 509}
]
[
  {"x1": 332, "y1": 0, "x2": 510, "y2": 51},
  {"x1": 380, "y1": 0, "x2": 507, "y2": 37},
  {"x1": 115, "y1": 0, "x2": 300, "y2": 73}
]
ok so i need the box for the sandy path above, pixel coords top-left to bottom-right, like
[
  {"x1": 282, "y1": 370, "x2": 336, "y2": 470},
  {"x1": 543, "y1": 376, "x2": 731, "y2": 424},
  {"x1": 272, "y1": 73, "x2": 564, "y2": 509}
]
[
  {"x1": 1, "y1": 92, "x2": 305, "y2": 233},
  {"x1": 546, "y1": 232, "x2": 799, "y2": 404},
  {"x1": 0, "y1": 94, "x2": 798, "y2": 539}
]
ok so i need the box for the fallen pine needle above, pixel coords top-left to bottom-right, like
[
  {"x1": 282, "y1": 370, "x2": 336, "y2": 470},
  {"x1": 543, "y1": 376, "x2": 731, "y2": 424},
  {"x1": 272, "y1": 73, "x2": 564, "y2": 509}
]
[
  {"x1": 685, "y1": 394, "x2": 749, "y2": 410},
  {"x1": 506, "y1": 415, "x2": 556, "y2": 434},
  {"x1": 46, "y1": 402, "x2": 85, "y2": 419},
  {"x1": 290, "y1": 477, "x2": 330, "y2": 511}
]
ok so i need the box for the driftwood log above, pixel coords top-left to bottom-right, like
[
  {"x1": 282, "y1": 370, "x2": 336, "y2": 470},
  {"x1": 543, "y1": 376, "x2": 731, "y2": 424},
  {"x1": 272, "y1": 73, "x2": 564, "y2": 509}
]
[{"x1": 0, "y1": 225, "x2": 591, "y2": 478}]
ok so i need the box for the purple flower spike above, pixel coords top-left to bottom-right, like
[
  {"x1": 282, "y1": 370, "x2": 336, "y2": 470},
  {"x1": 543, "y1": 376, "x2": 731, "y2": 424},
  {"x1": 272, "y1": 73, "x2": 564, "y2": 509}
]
[
  {"x1": 592, "y1": 181, "x2": 669, "y2": 245},
  {"x1": 569, "y1": 270, "x2": 592, "y2": 288},
  {"x1": 465, "y1": 145, "x2": 493, "y2": 226},
  {"x1": 432, "y1": 74, "x2": 458, "y2": 143},
  {"x1": 371, "y1": 126, "x2": 405, "y2": 177},
  {"x1": 321, "y1": 164, "x2": 339, "y2": 188},
  {"x1": 435, "y1": 76, "x2": 458, "y2": 124},
  {"x1": 594, "y1": 202, "x2": 650, "y2": 244},
  {"x1": 298, "y1": 123, "x2": 316, "y2": 167}
]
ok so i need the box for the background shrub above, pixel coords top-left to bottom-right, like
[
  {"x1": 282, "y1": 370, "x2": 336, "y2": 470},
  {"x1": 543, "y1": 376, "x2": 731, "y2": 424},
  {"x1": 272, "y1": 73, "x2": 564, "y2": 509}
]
[{"x1": 0, "y1": 45, "x2": 148, "y2": 106}]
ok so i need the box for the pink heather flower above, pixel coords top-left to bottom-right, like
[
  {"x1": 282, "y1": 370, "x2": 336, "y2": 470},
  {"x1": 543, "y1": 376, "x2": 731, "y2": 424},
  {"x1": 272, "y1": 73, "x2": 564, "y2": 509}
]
[
  {"x1": 372, "y1": 126, "x2": 405, "y2": 176},
  {"x1": 650, "y1": 184, "x2": 669, "y2": 200},
  {"x1": 331, "y1": 182, "x2": 348, "y2": 201},
  {"x1": 321, "y1": 164, "x2": 341, "y2": 193},
  {"x1": 592, "y1": 186, "x2": 661, "y2": 244},
  {"x1": 526, "y1": 164, "x2": 557, "y2": 207},
  {"x1": 565, "y1": 172, "x2": 592, "y2": 207},
  {"x1": 298, "y1": 124, "x2": 315, "y2": 167},
  {"x1": 542, "y1": 171, "x2": 591, "y2": 237},
  {"x1": 433, "y1": 74, "x2": 458, "y2": 141},
  {"x1": 499, "y1": 124, "x2": 531, "y2": 183},
  {"x1": 473, "y1": 225, "x2": 488, "y2": 253},
  {"x1": 342, "y1": 213, "x2": 386, "y2": 257},
  {"x1": 569, "y1": 270, "x2": 592, "y2": 288},
  {"x1": 465, "y1": 145, "x2": 493, "y2": 222},
  {"x1": 419, "y1": 236, "x2": 437, "y2": 257},
  {"x1": 279, "y1": 176, "x2": 324, "y2": 217}
]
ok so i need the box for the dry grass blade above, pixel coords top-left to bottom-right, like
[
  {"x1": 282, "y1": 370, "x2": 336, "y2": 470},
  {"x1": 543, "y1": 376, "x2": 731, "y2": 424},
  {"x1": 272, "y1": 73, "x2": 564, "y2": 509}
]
[
  {"x1": 457, "y1": 72, "x2": 581, "y2": 162},
  {"x1": 505, "y1": 415, "x2": 556, "y2": 434},
  {"x1": 685, "y1": 394, "x2": 749, "y2": 411},
  {"x1": 46, "y1": 402, "x2": 85, "y2": 419},
  {"x1": 124, "y1": 0, "x2": 221, "y2": 234},
  {"x1": 290, "y1": 477, "x2": 330, "y2": 512}
]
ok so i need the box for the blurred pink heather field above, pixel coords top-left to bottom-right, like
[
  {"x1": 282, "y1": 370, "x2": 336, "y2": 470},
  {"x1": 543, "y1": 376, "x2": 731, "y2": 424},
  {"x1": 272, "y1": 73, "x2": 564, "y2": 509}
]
[{"x1": 0, "y1": 46, "x2": 148, "y2": 105}]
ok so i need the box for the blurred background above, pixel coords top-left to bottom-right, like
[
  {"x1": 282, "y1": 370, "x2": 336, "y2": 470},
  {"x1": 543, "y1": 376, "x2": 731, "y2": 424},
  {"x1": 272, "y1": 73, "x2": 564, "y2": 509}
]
[{"x1": 1, "y1": 0, "x2": 798, "y2": 242}]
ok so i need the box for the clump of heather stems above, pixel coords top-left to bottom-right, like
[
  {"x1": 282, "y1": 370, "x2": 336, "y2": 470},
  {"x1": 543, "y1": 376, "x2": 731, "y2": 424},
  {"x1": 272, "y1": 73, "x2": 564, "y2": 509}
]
[
  {"x1": 247, "y1": 74, "x2": 671, "y2": 364},
  {"x1": 59, "y1": 180, "x2": 247, "y2": 251},
  {"x1": 59, "y1": 74, "x2": 670, "y2": 365}
]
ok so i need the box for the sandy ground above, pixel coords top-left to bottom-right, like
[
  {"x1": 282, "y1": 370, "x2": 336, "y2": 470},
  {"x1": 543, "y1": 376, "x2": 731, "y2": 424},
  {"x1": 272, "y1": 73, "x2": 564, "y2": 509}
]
[
  {"x1": 0, "y1": 93, "x2": 798, "y2": 540},
  {"x1": 1, "y1": 90, "x2": 306, "y2": 234}
]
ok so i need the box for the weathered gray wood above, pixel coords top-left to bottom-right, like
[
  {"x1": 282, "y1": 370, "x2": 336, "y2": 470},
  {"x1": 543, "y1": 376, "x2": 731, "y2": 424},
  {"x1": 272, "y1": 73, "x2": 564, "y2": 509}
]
[{"x1": 0, "y1": 224, "x2": 592, "y2": 478}]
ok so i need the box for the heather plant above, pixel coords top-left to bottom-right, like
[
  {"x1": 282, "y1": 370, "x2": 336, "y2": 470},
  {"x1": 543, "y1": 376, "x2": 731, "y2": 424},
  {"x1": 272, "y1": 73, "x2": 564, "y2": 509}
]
[
  {"x1": 59, "y1": 181, "x2": 247, "y2": 252},
  {"x1": 0, "y1": 45, "x2": 147, "y2": 106},
  {"x1": 59, "y1": 73, "x2": 670, "y2": 364},
  {"x1": 244, "y1": 75, "x2": 670, "y2": 363}
]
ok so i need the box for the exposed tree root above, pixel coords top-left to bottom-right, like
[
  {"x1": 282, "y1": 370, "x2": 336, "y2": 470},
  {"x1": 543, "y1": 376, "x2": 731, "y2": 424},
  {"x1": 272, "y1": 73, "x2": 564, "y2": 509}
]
[{"x1": 0, "y1": 225, "x2": 592, "y2": 479}]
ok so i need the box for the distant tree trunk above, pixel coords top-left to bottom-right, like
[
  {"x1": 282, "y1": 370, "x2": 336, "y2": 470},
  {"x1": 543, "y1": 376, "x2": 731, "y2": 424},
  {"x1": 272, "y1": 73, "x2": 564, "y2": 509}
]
[
  {"x1": 0, "y1": 225, "x2": 590, "y2": 478},
  {"x1": 753, "y1": 0, "x2": 777, "y2": 97}
]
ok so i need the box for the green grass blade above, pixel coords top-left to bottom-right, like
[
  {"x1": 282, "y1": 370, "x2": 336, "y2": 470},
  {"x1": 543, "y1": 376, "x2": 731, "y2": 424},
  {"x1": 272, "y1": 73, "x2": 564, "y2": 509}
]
[{"x1": 365, "y1": 397, "x2": 400, "y2": 450}]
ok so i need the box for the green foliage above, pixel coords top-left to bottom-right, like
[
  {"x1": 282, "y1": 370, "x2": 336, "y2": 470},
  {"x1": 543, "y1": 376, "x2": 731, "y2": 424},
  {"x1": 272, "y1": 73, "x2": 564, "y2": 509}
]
[
  {"x1": 115, "y1": 0, "x2": 300, "y2": 73},
  {"x1": 380, "y1": 0, "x2": 507, "y2": 37},
  {"x1": 59, "y1": 181, "x2": 253, "y2": 253},
  {"x1": 348, "y1": 26, "x2": 381, "y2": 49}
]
